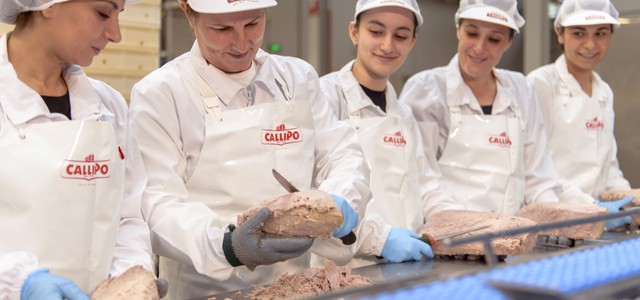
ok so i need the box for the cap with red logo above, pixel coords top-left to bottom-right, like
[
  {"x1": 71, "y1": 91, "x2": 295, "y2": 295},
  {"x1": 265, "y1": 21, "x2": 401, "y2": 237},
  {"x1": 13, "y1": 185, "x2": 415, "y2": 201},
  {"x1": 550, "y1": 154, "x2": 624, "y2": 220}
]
[
  {"x1": 354, "y1": 0, "x2": 423, "y2": 26},
  {"x1": 455, "y1": 0, "x2": 525, "y2": 33},
  {"x1": 185, "y1": 0, "x2": 277, "y2": 14},
  {"x1": 554, "y1": 0, "x2": 619, "y2": 29}
]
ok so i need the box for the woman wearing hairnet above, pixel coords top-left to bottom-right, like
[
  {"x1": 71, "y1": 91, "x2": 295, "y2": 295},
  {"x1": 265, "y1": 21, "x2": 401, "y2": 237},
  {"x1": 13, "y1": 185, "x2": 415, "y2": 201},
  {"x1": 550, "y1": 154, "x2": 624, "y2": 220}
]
[
  {"x1": 319, "y1": 0, "x2": 464, "y2": 266},
  {"x1": 399, "y1": 0, "x2": 565, "y2": 215},
  {"x1": 128, "y1": 0, "x2": 370, "y2": 298},
  {"x1": 527, "y1": 0, "x2": 633, "y2": 230},
  {"x1": 0, "y1": 0, "x2": 158, "y2": 299}
]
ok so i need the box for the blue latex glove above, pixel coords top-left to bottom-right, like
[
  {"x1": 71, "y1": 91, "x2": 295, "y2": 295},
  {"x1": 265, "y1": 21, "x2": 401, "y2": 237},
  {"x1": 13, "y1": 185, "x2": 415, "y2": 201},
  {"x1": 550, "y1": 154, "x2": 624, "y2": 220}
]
[
  {"x1": 330, "y1": 194, "x2": 359, "y2": 238},
  {"x1": 595, "y1": 196, "x2": 634, "y2": 230},
  {"x1": 381, "y1": 228, "x2": 434, "y2": 263},
  {"x1": 21, "y1": 269, "x2": 88, "y2": 300}
]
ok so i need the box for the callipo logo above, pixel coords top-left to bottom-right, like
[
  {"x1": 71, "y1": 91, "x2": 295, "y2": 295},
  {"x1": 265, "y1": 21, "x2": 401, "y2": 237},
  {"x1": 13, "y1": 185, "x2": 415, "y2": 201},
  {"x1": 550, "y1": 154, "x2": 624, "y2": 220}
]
[{"x1": 61, "y1": 154, "x2": 111, "y2": 181}]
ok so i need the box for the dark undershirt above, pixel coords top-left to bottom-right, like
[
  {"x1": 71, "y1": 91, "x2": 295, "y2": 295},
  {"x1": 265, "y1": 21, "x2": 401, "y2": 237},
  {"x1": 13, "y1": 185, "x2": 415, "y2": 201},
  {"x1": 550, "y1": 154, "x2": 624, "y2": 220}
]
[
  {"x1": 42, "y1": 91, "x2": 71, "y2": 119},
  {"x1": 360, "y1": 84, "x2": 386, "y2": 113},
  {"x1": 481, "y1": 105, "x2": 493, "y2": 115}
]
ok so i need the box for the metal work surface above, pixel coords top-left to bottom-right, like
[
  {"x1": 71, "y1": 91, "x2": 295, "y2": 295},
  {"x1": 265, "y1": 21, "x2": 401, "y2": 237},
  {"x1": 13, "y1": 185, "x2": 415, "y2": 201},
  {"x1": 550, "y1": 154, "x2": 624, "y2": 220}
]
[{"x1": 195, "y1": 232, "x2": 637, "y2": 300}]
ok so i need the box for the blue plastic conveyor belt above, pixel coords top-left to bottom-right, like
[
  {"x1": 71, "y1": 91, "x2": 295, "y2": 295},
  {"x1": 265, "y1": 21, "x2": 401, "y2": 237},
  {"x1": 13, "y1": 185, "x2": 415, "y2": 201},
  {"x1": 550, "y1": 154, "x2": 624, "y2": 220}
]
[{"x1": 362, "y1": 237, "x2": 640, "y2": 300}]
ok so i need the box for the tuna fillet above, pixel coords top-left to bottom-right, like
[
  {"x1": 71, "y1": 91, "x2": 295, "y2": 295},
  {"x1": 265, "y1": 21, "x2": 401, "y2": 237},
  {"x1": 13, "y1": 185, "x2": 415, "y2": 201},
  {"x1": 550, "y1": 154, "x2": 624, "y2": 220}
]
[
  {"x1": 245, "y1": 260, "x2": 373, "y2": 300},
  {"x1": 421, "y1": 210, "x2": 537, "y2": 256},
  {"x1": 517, "y1": 202, "x2": 606, "y2": 239},
  {"x1": 237, "y1": 190, "x2": 343, "y2": 239},
  {"x1": 91, "y1": 266, "x2": 159, "y2": 300},
  {"x1": 599, "y1": 189, "x2": 640, "y2": 224}
]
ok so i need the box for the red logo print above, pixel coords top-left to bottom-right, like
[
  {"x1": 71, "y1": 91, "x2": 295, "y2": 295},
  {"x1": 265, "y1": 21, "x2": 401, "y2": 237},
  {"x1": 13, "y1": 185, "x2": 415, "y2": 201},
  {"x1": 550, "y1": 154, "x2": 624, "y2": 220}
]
[
  {"x1": 262, "y1": 124, "x2": 303, "y2": 146},
  {"x1": 383, "y1": 131, "x2": 407, "y2": 147},
  {"x1": 486, "y1": 11, "x2": 508, "y2": 23},
  {"x1": 585, "y1": 117, "x2": 605, "y2": 131},
  {"x1": 488, "y1": 132, "x2": 512, "y2": 148},
  {"x1": 61, "y1": 153, "x2": 111, "y2": 181}
]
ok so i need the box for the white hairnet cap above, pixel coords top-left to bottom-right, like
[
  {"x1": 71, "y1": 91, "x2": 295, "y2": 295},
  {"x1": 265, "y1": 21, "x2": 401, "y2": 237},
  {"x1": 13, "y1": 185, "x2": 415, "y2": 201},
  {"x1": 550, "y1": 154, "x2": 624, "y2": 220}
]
[
  {"x1": 354, "y1": 0, "x2": 423, "y2": 26},
  {"x1": 0, "y1": 0, "x2": 139, "y2": 25},
  {"x1": 455, "y1": 0, "x2": 525, "y2": 33},
  {"x1": 554, "y1": 0, "x2": 619, "y2": 29},
  {"x1": 186, "y1": 0, "x2": 277, "y2": 14},
  {"x1": 0, "y1": 0, "x2": 69, "y2": 24}
]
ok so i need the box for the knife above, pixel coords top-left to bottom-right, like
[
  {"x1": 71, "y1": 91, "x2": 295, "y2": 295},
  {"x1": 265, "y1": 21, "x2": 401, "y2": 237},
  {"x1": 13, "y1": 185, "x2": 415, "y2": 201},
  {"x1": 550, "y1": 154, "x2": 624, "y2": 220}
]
[
  {"x1": 272, "y1": 169, "x2": 357, "y2": 245},
  {"x1": 419, "y1": 224, "x2": 491, "y2": 246}
]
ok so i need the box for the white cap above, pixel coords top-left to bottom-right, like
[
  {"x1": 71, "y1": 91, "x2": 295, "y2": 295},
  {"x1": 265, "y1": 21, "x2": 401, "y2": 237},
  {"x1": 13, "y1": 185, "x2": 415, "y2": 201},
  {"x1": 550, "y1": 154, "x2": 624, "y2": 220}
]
[
  {"x1": 455, "y1": 0, "x2": 525, "y2": 33},
  {"x1": 0, "y1": 0, "x2": 138, "y2": 25},
  {"x1": 354, "y1": 0, "x2": 423, "y2": 26},
  {"x1": 554, "y1": 0, "x2": 620, "y2": 29},
  {"x1": 186, "y1": 0, "x2": 277, "y2": 14}
]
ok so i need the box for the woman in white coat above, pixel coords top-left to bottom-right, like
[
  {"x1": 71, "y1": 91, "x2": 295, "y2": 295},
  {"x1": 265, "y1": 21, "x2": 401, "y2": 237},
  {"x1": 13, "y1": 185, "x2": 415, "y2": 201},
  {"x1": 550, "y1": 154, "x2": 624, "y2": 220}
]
[
  {"x1": 320, "y1": 0, "x2": 464, "y2": 266},
  {"x1": 527, "y1": 0, "x2": 633, "y2": 229},
  {"x1": 400, "y1": 0, "x2": 564, "y2": 215},
  {"x1": 0, "y1": 0, "x2": 156, "y2": 299},
  {"x1": 128, "y1": 0, "x2": 370, "y2": 299}
]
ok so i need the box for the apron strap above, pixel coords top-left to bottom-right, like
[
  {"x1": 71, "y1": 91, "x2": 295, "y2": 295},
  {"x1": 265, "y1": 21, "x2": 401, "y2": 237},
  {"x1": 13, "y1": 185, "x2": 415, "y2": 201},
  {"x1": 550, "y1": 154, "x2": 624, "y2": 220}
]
[
  {"x1": 448, "y1": 105, "x2": 462, "y2": 127},
  {"x1": 192, "y1": 66, "x2": 224, "y2": 122}
]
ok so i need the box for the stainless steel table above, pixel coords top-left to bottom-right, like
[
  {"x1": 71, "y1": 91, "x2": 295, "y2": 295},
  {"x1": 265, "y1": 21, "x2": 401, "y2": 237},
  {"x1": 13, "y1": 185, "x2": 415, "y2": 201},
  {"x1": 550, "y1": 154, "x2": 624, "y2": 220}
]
[{"x1": 194, "y1": 231, "x2": 636, "y2": 300}]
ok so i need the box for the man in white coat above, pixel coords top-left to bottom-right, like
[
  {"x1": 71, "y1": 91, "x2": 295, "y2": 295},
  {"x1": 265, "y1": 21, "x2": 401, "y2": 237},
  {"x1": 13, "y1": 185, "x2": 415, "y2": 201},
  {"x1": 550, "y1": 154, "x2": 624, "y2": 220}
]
[
  {"x1": 527, "y1": 0, "x2": 633, "y2": 229},
  {"x1": 0, "y1": 0, "x2": 156, "y2": 299},
  {"x1": 320, "y1": 0, "x2": 464, "y2": 267},
  {"x1": 129, "y1": 0, "x2": 370, "y2": 299}
]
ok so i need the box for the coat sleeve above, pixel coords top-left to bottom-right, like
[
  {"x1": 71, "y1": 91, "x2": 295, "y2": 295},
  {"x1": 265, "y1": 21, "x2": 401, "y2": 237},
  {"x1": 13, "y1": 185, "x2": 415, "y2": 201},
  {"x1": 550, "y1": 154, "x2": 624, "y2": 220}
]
[
  {"x1": 0, "y1": 252, "x2": 40, "y2": 300},
  {"x1": 404, "y1": 109, "x2": 466, "y2": 220},
  {"x1": 129, "y1": 76, "x2": 235, "y2": 281},
  {"x1": 519, "y1": 77, "x2": 564, "y2": 204},
  {"x1": 304, "y1": 67, "x2": 371, "y2": 222},
  {"x1": 604, "y1": 88, "x2": 631, "y2": 191},
  {"x1": 317, "y1": 72, "x2": 389, "y2": 260},
  {"x1": 91, "y1": 80, "x2": 156, "y2": 276},
  {"x1": 298, "y1": 62, "x2": 371, "y2": 263}
]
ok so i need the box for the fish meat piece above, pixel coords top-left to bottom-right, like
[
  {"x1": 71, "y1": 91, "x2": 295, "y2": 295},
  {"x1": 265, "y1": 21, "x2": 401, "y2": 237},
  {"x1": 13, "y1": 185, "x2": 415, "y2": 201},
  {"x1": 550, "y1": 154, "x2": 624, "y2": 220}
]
[
  {"x1": 237, "y1": 190, "x2": 343, "y2": 239},
  {"x1": 245, "y1": 260, "x2": 373, "y2": 300},
  {"x1": 517, "y1": 201, "x2": 606, "y2": 239},
  {"x1": 421, "y1": 210, "x2": 537, "y2": 256},
  {"x1": 91, "y1": 265, "x2": 159, "y2": 300}
]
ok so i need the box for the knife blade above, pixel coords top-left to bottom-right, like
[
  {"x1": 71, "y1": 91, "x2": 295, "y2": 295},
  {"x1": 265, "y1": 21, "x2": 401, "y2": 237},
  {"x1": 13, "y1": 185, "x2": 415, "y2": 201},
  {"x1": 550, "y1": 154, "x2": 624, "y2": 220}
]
[{"x1": 272, "y1": 169, "x2": 356, "y2": 245}]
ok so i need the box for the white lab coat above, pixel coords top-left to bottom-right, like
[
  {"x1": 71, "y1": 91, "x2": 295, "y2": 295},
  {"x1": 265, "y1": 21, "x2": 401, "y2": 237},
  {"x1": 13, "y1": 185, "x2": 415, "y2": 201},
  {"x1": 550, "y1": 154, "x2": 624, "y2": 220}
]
[
  {"x1": 319, "y1": 61, "x2": 464, "y2": 265},
  {"x1": 527, "y1": 54, "x2": 630, "y2": 198},
  {"x1": 129, "y1": 44, "x2": 370, "y2": 297},
  {"x1": 0, "y1": 33, "x2": 153, "y2": 298},
  {"x1": 399, "y1": 55, "x2": 563, "y2": 211}
]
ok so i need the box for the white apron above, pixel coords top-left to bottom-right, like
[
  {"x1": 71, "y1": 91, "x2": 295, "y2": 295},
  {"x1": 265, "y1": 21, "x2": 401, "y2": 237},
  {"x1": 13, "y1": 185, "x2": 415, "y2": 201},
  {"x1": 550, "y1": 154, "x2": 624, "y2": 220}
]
[
  {"x1": 159, "y1": 58, "x2": 316, "y2": 299},
  {"x1": 342, "y1": 83, "x2": 422, "y2": 268},
  {"x1": 547, "y1": 77, "x2": 613, "y2": 197},
  {"x1": 0, "y1": 114, "x2": 124, "y2": 293},
  {"x1": 437, "y1": 101, "x2": 526, "y2": 215},
  {"x1": 340, "y1": 79, "x2": 421, "y2": 232}
]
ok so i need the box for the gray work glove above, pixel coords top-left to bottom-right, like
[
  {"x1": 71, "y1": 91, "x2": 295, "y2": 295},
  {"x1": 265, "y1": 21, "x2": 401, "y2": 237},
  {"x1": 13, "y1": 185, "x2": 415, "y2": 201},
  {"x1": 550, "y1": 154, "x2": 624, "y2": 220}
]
[{"x1": 223, "y1": 207, "x2": 313, "y2": 271}]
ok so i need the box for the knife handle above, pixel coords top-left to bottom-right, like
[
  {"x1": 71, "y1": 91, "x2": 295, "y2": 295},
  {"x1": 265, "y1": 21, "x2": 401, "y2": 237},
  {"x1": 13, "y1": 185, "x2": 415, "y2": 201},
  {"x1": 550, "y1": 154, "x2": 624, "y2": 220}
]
[
  {"x1": 418, "y1": 234, "x2": 435, "y2": 247},
  {"x1": 340, "y1": 231, "x2": 356, "y2": 245}
]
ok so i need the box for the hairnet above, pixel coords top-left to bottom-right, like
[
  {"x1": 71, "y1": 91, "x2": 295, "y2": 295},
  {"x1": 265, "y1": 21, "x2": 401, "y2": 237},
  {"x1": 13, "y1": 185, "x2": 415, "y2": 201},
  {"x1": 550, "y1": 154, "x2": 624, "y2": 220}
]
[
  {"x1": 0, "y1": 0, "x2": 138, "y2": 25},
  {"x1": 554, "y1": 0, "x2": 620, "y2": 29},
  {"x1": 455, "y1": 0, "x2": 525, "y2": 33},
  {"x1": 354, "y1": 0, "x2": 423, "y2": 26},
  {"x1": 0, "y1": 0, "x2": 68, "y2": 24}
]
